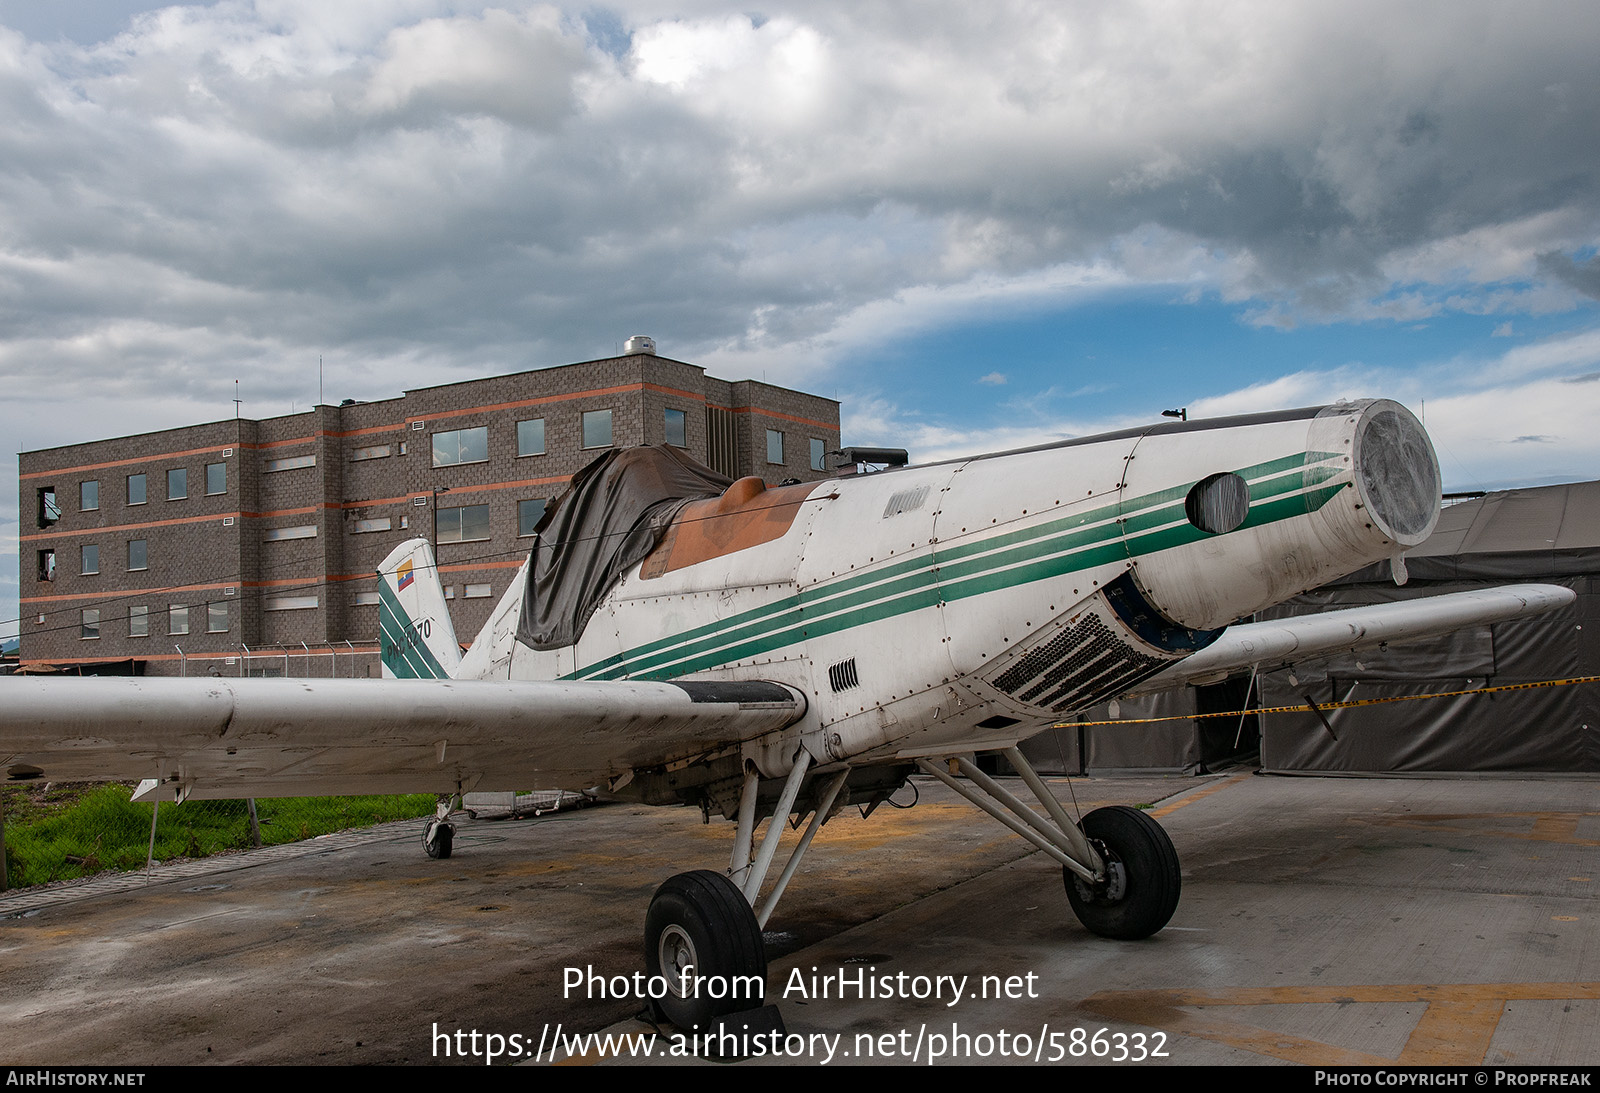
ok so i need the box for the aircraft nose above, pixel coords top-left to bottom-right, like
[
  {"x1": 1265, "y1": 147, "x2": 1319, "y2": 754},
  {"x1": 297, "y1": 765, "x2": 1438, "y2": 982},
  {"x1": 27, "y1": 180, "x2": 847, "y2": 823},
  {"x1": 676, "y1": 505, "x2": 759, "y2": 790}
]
[
  {"x1": 1117, "y1": 398, "x2": 1442, "y2": 631},
  {"x1": 1350, "y1": 402, "x2": 1440, "y2": 548}
]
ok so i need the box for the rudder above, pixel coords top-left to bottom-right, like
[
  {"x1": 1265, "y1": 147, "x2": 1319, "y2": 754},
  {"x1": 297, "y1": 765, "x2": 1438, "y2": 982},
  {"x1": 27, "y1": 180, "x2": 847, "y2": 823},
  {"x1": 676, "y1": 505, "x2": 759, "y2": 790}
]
[{"x1": 376, "y1": 538, "x2": 463, "y2": 679}]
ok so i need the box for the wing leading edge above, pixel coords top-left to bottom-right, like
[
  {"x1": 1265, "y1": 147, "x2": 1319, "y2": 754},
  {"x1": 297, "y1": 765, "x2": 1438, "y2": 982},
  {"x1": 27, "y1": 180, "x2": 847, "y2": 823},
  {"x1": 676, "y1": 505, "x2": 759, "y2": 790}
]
[
  {"x1": 1131, "y1": 583, "x2": 1575, "y2": 693},
  {"x1": 0, "y1": 677, "x2": 805, "y2": 802}
]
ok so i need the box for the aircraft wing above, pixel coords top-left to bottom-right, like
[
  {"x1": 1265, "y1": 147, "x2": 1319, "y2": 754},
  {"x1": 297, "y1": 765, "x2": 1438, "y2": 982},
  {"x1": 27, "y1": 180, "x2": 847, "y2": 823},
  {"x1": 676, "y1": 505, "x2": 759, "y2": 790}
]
[
  {"x1": 1131, "y1": 583, "x2": 1575, "y2": 693},
  {"x1": 0, "y1": 677, "x2": 804, "y2": 802}
]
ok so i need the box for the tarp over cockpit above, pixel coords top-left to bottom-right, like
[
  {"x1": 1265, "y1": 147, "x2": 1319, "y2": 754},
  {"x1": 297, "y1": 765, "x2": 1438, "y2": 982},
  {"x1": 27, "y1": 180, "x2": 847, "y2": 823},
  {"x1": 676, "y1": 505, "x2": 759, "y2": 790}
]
[{"x1": 516, "y1": 445, "x2": 732, "y2": 650}]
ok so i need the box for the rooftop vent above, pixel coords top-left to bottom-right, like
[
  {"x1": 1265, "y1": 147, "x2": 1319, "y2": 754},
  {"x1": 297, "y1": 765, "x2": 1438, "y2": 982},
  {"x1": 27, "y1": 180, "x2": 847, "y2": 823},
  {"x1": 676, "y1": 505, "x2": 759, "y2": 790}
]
[{"x1": 623, "y1": 335, "x2": 656, "y2": 355}]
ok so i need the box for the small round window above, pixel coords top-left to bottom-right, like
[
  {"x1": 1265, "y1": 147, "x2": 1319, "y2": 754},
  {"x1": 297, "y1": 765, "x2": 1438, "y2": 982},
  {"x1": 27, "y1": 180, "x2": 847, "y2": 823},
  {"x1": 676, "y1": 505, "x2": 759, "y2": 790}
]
[{"x1": 1185, "y1": 472, "x2": 1249, "y2": 535}]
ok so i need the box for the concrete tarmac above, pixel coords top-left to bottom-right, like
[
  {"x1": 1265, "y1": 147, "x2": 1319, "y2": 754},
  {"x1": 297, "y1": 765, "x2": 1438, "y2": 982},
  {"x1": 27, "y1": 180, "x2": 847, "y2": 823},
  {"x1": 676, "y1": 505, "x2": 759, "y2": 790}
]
[{"x1": 2, "y1": 772, "x2": 1596, "y2": 1067}]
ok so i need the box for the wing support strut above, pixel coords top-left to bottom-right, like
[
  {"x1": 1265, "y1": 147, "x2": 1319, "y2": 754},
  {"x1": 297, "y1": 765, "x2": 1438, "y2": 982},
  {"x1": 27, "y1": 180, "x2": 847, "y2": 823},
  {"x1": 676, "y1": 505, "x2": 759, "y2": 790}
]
[
  {"x1": 756, "y1": 769, "x2": 849, "y2": 929},
  {"x1": 723, "y1": 751, "x2": 851, "y2": 927},
  {"x1": 729, "y1": 764, "x2": 762, "y2": 889},
  {"x1": 740, "y1": 749, "x2": 812, "y2": 903},
  {"x1": 915, "y1": 751, "x2": 1105, "y2": 883}
]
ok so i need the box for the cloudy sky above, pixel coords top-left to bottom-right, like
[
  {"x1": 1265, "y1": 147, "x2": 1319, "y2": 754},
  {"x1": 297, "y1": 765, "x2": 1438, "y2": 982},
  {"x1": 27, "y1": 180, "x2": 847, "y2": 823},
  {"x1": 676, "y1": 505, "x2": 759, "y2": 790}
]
[{"x1": 3, "y1": 1, "x2": 1599, "y2": 638}]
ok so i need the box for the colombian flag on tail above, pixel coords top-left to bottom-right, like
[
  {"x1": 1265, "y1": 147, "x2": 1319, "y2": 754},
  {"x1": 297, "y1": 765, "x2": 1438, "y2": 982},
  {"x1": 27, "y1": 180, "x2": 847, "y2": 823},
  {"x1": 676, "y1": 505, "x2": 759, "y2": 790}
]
[{"x1": 376, "y1": 540, "x2": 461, "y2": 679}]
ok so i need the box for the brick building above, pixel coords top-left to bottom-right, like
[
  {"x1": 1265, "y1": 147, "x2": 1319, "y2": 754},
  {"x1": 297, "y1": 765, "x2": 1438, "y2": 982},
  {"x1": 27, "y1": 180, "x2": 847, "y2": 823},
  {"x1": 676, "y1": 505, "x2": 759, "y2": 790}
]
[{"x1": 19, "y1": 344, "x2": 841, "y2": 676}]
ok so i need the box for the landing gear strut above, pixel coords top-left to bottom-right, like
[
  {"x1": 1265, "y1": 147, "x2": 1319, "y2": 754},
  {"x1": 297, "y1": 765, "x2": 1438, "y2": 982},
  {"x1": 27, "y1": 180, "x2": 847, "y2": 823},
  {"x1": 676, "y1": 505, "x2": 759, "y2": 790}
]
[
  {"x1": 643, "y1": 750, "x2": 849, "y2": 1034},
  {"x1": 915, "y1": 747, "x2": 1181, "y2": 940}
]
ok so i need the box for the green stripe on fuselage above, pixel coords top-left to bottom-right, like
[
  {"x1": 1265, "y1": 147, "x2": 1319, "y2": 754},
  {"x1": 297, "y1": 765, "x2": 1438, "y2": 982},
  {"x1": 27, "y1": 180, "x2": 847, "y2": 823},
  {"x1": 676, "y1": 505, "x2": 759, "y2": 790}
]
[{"x1": 570, "y1": 452, "x2": 1344, "y2": 681}]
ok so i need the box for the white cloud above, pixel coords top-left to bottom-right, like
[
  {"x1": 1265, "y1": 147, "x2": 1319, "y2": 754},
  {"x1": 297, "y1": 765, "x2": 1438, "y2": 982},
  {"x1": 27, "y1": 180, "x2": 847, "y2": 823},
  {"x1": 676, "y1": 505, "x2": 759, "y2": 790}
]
[
  {"x1": 3, "y1": 1, "x2": 1600, "y2": 629},
  {"x1": 1474, "y1": 327, "x2": 1600, "y2": 384},
  {"x1": 0, "y1": 1, "x2": 1595, "y2": 405}
]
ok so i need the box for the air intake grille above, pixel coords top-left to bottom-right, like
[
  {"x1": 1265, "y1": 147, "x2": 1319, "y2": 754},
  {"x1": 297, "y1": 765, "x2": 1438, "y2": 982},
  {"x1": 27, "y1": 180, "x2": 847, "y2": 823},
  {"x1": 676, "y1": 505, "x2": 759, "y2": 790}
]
[
  {"x1": 882, "y1": 485, "x2": 930, "y2": 518},
  {"x1": 828, "y1": 658, "x2": 860, "y2": 692},
  {"x1": 989, "y1": 615, "x2": 1166, "y2": 713}
]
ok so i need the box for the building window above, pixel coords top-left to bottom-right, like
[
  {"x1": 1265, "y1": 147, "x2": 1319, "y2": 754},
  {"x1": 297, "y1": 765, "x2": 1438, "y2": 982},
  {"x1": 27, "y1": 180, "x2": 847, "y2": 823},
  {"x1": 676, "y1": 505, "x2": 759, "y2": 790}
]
[
  {"x1": 37, "y1": 487, "x2": 59, "y2": 527},
  {"x1": 351, "y1": 445, "x2": 391, "y2": 461},
  {"x1": 168, "y1": 467, "x2": 187, "y2": 500},
  {"x1": 128, "y1": 539, "x2": 147, "y2": 571},
  {"x1": 37, "y1": 549, "x2": 55, "y2": 582},
  {"x1": 81, "y1": 609, "x2": 99, "y2": 640},
  {"x1": 206, "y1": 462, "x2": 226, "y2": 495},
  {"x1": 208, "y1": 602, "x2": 229, "y2": 633},
  {"x1": 128, "y1": 474, "x2": 146, "y2": 505},
  {"x1": 263, "y1": 525, "x2": 318, "y2": 541},
  {"x1": 350, "y1": 591, "x2": 380, "y2": 606},
  {"x1": 517, "y1": 418, "x2": 546, "y2": 457},
  {"x1": 169, "y1": 605, "x2": 190, "y2": 635},
  {"x1": 518, "y1": 498, "x2": 547, "y2": 537},
  {"x1": 465, "y1": 583, "x2": 492, "y2": 599},
  {"x1": 81, "y1": 480, "x2": 99, "y2": 510},
  {"x1": 353, "y1": 517, "x2": 392, "y2": 533},
  {"x1": 664, "y1": 408, "x2": 687, "y2": 448},
  {"x1": 766, "y1": 429, "x2": 784, "y2": 465},
  {"x1": 81, "y1": 544, "x2": 99, "y2": 575},
  {"x1": 443, "y1": 585, "x2": 455, "y2": 600},
  {"x1": 437, "y1": 504, "x2": 490, "y2": 543},
  {"x1": 264, "y1": 454, "x2": 316, "y2": 472},
  {"x1": 582, "y1": 409, "x2": 613, "y2": 449},
  {"x1": 811, "y1": 438, "x2": 826, "y2": 472},
  {"x1": 432, "y1": 427, "x2": 488, "y2": 467},
  {"x1": 263, "y1": 595, "x2": 318, "y2": 611},
  {"x1": 129, "y1": 605, "x2": 148, "y2": 638}
]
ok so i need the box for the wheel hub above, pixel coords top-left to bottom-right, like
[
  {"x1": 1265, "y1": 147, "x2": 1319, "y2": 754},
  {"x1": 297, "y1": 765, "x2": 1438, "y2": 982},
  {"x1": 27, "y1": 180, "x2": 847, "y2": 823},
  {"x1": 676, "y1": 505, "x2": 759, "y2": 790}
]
[
  {"x1": 658, "y1": 924, "x2": 698, "y2": 995},
  {"x1": 1072, "y1": 841, "x2": 1127, "y2": 904}
]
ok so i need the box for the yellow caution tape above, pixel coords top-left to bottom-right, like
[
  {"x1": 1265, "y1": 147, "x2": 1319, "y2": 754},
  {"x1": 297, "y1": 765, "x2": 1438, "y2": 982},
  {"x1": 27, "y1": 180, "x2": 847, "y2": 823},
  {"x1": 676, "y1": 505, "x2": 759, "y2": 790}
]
[{"x1": 1054, "y1": 674, "x2": 1600, "y2": 729}]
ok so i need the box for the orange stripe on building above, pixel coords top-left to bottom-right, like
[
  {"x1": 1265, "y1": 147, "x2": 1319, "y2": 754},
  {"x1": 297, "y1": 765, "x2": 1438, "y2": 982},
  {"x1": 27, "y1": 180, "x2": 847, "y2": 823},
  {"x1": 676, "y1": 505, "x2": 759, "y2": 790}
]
[
  {"x1": 713, "y1": 405, "x2": 839, "y2": 432},
  {"x1": 21, "y1": 512, "x2": 244, "y2": 542},
  {"x1": 338, "y1": 475, "x2": 573, "y2": 509},
  {"x1": 430, "y1": 475, "x2": 572, "y2": 497},
  {"x1": 404, "y1": 383, "x2": 650, "y2": 424},
  {"x1": 22, "y1": 581, "x2": 241, "y2": 604},
  {"x1": 19, "y1": 505, "x2": 329, "y2": 542},
  {"x1": 22, "y1": 443, "x2": 241, "y2": 479},
  {"x1": 22, "y1": 646, "x2": 380, "y2": 667}
]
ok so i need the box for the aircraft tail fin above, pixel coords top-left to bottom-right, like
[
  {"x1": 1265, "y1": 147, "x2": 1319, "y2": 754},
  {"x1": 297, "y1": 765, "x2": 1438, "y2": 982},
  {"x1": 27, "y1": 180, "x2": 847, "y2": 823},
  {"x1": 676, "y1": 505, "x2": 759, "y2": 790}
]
[{"x1": 376, "y1": 538, "x2": 463, "y2": 679}]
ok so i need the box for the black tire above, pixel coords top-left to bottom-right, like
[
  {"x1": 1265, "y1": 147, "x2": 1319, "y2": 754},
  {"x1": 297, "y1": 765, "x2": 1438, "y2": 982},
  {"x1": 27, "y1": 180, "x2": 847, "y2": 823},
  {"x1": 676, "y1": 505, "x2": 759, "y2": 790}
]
[
  {"x1": 1064, "y1": 806, "x2": 1180, "y2": 940},
  {"x1": 644, "y1": 870, "x2": 767, "y2": 1029},
  {"x1": 423, "y1": 820, "x2": 453, "y2": 859}
]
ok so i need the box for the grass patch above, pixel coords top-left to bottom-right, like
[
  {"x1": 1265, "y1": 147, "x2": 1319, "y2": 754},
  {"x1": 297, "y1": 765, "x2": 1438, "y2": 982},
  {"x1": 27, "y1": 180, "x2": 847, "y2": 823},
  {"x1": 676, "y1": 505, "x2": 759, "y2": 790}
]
[{"x1": 1, "y1": 783, "x2": 434, "y2": 888}]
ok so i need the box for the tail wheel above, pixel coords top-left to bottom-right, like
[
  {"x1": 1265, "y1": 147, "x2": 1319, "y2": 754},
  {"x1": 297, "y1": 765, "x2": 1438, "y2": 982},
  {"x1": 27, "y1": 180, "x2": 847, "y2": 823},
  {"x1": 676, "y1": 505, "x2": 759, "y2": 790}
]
[
  {"x1": 644, "y1": 870, "x2": 766, "y2": 1029},
  {"x1": 1064, "y1": 805, "x2": 1180, "y2": 940},
  {"x1": 423, "y1": 819, "x2": 454, "y2": 859}
]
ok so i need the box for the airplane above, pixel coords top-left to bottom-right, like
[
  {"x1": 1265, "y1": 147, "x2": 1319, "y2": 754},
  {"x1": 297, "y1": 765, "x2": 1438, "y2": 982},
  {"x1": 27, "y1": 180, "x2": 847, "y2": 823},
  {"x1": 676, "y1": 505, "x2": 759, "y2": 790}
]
[{"x1": 1, "y1": 398, "x2": 1574, "y2": 1031}]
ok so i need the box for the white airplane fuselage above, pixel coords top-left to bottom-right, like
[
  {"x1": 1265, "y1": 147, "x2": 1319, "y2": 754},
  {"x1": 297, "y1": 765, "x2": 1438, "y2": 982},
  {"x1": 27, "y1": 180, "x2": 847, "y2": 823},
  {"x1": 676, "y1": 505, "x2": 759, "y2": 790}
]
[{"x1": 447, "y1": 399, "x2": 1440, "y2": 784}]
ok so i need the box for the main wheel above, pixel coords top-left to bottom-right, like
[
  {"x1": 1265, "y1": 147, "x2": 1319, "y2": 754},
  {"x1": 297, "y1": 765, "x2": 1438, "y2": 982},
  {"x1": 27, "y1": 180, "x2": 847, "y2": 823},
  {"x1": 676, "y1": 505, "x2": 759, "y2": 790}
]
[
  {"x1": 1064, "y1": 805, "x2": 1180, "y2": 940},
  {"x1": 423, "y1": 819, "x2": 454, "y2": 859},
  {"x1": 644, "y1": 870, "x2": 767, "y2": 1029}
]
